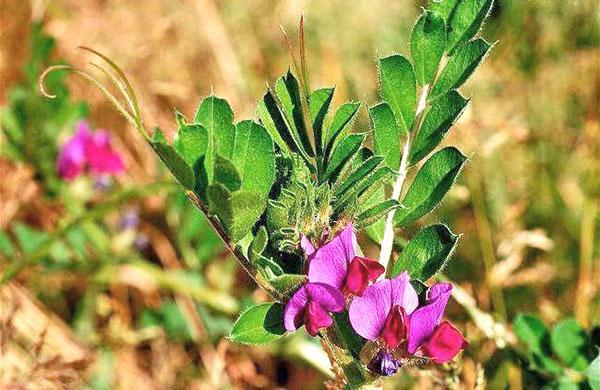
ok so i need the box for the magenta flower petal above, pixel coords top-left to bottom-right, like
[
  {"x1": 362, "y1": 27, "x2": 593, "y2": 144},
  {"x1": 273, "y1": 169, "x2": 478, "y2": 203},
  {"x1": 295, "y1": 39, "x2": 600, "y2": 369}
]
[
  {"x1": 407, "y1": 283, "x2": 453, "y2": 353},
  {"x1": 307, "y1": 224, "x2": 356, "y2": 289},
  {"x1": 305, "y1": 300, "x2": 333, "y2": 336},
  {"x1": 421, "y1": 321, "x2": 469, "y2": 363},
  {"x1": 283, "y1": 283, "x2": 344, "y2": 334},
  {"x1": 300, "y1": 235, "x2": 316, "y2": 258},
  {"x1": 283, "y1": 284, "x2": 309, "y2": 332},
  {"x1": 86, "y1": 130, "x2": 125, "y2": 175},
  {"x1": 381, "y1": 305, "x2": 409, "y2": 349},
  {"x1": 349, "y1": 272, "x2": 419, "y2": 340},
  {"x1": 56, "y1": 121, "x2": 91, "y2": 180},
  {"x1": 344, "y1": 256, "x2": 385, "y2": 296},
  {"x1": 306, "y1": 282, "x2": 345, "y2": 312}
]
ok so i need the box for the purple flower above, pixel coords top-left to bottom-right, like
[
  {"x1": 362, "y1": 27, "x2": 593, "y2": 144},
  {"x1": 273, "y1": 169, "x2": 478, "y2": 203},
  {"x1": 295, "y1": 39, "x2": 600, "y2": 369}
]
[
  {"x1": 305, "y1": 224, "x2": 384, "y2": 296},
  {"x1": 348, "y1": 272, "x2": 419, "y2": 346},
  {"x1": 57, "y1": 121, "x2": 91, "y2": 180},
  {"x1": 349, "y1": 275, "x2": 469, "y2": 365},
  {"x1": 283, "y1": 282, "x2": 345, "y2": 336},
  {"x1": 368, "y1": 350, "x2": 401, "y2": 376},
  {"x1": 57, "y1": 121, "x2": 125, "y2": 181},
  {"x1": 407, "y1": 283, "x2": 469, "y2": 363},
  {"x1": 120, "y1": 208, "x2": 140, "y2": 230}
]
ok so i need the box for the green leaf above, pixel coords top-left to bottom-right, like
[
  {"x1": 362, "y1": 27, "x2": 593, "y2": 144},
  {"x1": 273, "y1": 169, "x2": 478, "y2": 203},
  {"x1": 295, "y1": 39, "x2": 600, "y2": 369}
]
[
  {"x1": 411, "y1": 11, "x2": 446, "y2": 86},
  {"x1": 194, "y1": 95, "x2": 236, "y2": 181},
  {"x1": 335, "y1": 166, "x2": 393, "y2": 213},
  {"x1": 513, "y1": 314, "x2": 550, "y2": 355},
  {"x1": 389, "y1": 224, "x2": 459, "y2": 280},
  {"x1": 229, "y1": 303, "x2": 286, "y2": 345},
  {"x1": 430, "y1": 38, "x2": 492, "y2": 101},
  {"x1": 411, "y1": 90, "x2": 469, "y2": 164},
  {"x1": 213, "y1": 155, "x2": 241, "y2": 192},
  {"x1": 257, "y1": 91, "x2": 293, "y2": 154},
  {"x1": 249, "y1": 226, "x2": 268, "y2": 262},
  {"x1": 379, "y1": 55, "x2": 416, "y2": 134},
  {"x1": 309, "y1": 87, "x2": 335, "y2": 155},
  {"x1": 325, "y1": 102, "x2": 361, "y2": 153},
  {"x1": 363, "y1": 186, "x2": 387, "y2": 243},
  {"x1": 446, "y1": 0, "x2": 493, "y2": 54},
  {"x1": 588, "y1": 351, "x2": 600, "y2": 390},
  {"x1": 370, "y1": 103, "x2": 402, "y2": 170},
  {"x1": 173, "y1": 112, "x2": 209, "y2": 168},
  {"x1": 334, "y1": 156, "x2": 384, "y2": 198},
  {"x1": 275, "y1": 71, "x2": 314, "y2": 157},
  {"x1": 207, "y1": 184, "x2": 265, "y2": 243},
  {"x1": 13, "y1": 224, "x2": 49, "y2": 254},
  {"x1": 323, "y1": 133, "x2": 365, "y2": 183},
  {"x1": 0, "y1": 231, "x2": 15, "y2": 257},
  {"x1": 232, "y1": 120, "x2": 276, "y2": 196},
  {"x1": 429, "y1": 0, "x2": 459, "y2": 21},
  {"x1": 550, "y1": 319, "x2": 590, "y2": 371},
  {"x1": 151, "y1": 140, "x2": 195, "y2": 189},
  {"x1": 355, "y1": 199, "x2": 401, "y2": 230},
  {"x1": 269, "y1": 274, "x2": 307, "y2": 299},
  {"x1": 394, "y1": 147, "x2": 466, "y2": 227}
]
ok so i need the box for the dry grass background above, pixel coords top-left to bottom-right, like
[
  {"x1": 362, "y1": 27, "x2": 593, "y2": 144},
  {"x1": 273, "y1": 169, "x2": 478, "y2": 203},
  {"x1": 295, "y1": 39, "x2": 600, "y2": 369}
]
[{"x1": 1, "y1": 0, "x2": 598, "y2": 388}]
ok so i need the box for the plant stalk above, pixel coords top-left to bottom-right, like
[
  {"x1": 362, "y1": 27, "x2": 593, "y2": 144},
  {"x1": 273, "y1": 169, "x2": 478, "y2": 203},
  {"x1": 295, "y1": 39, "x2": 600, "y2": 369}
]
[{"x1": 378, "y1": 84, "x2": 430, "y2": 274}]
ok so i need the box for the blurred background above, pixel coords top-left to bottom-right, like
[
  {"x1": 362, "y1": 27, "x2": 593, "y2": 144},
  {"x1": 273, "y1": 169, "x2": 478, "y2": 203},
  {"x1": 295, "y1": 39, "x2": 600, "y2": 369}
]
[{"x1": 0, "y1": 0, "x2": 598, "y2": 388}]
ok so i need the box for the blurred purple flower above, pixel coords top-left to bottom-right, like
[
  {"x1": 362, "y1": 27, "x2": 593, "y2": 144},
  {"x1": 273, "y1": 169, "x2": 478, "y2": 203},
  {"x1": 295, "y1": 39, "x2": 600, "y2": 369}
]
[
  {"x1": 283, "y1": 282, "x2": 344, "y2": 336},
  {"x1": 57, "y1": 121, "x2": 125, "y2": 181},
  {"x1": 349, "y1": 274, "x2": 468, "y2": 365},
  {"x1": 133, "y1": 233, "x2": 149, "y2": 251},
  {"x1": 305, "y1": 224, "x2": 384, "y2": 296},
  {"x1": 120, "y1": 208, "x2": 140, "y2": 230}
]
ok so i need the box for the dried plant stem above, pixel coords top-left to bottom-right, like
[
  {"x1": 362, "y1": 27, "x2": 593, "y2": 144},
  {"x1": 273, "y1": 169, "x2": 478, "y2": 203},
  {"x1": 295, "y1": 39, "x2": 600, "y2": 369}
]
[
  {"x1": 379, "y1": 84, "x2": 430, "y2": 274},
  {"x1": 574, "y1": 196, "x2": 597, "y2": 327},
  {"x1": 467, "y1": 168, "x2": 507, "y2": 319}
]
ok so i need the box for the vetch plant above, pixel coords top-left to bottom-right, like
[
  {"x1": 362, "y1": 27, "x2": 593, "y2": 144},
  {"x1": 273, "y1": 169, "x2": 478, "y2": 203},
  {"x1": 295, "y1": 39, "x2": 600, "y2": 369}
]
[{"x1": 40, "y1": 0, "x2": 496, "y2": 386}]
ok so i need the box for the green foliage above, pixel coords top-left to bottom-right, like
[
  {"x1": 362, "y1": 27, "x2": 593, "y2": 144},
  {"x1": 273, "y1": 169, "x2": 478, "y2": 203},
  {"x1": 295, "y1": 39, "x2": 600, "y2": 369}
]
[
  {"x1": 410, "y1": 90, "x2": 469, "y2": 165},
  {"x1": 550, "y1": 319, "x2": 590, "y2": 371},
  {"x1": 444, "y1": 0, "x2": 493, "y2": 54},
  {"x1": 370, "y1": 103, "x2": 401, "y2": 169},
  {"x1": 513, "y1": 314, "x2": 597, "y2": 387},
  {"x1": 229, "y1": 303, "x2": 286, "y2": 345},
  {"x1": 378, "y1": 55, "x2": 416, "y2": 134},
  {"x1": 394, "y1": 147, "x2": 467, "y2": 227},
  {"x1": 207, "y1": 183, "x2": 265, "y2": 243},
  {"x1": 389, "y1": 224, "x2": 459, "y2": 280},
  {"x1": 151, "y1": 139, "x2": 195, "y2": 190},
  {"x1": 411, "y1": 11, "x2": 446, "y2": 86},
  {"x1": 430, "y1": 38, "x2": 492, "y2": 101}
]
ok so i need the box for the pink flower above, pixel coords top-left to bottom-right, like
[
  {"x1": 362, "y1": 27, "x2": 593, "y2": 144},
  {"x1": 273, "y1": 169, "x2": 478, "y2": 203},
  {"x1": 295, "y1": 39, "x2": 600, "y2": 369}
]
[
  {"x1": 305, "y1": 224, "x2": 384, "y2": 296},
  {"x1": 57, "y1": 121, "x2": 125, "y2": 181},
  {"x1": 349, "y1": 274, "x2": 468, "y2": 365},
  {"x1": 283, "y1": 282, "x2": 345, "y2": 336},
  {"x1": 407, "y1": 283, "x2": 469, "y2": 363}
]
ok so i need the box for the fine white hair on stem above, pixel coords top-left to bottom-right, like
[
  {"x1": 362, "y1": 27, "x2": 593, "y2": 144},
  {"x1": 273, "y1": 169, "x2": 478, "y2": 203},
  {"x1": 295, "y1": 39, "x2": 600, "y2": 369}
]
[{"x1": 378, "y1": 83, "x2": 430, "y2": 276}]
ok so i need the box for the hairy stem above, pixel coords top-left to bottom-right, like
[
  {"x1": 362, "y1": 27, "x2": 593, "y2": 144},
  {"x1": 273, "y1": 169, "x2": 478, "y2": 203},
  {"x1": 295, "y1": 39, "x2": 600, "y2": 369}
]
[
  {"x1": 378, "y1": 84, "x2": 430, "y2": 274},
  {"x1": 185, "y1": 191, "x2": 282, "y2": 302}
]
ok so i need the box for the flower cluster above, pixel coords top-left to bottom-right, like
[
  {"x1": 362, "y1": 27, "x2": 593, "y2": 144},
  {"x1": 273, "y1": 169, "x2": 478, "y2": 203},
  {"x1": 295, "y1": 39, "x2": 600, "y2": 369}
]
[
  {"x1": 57, "y1": 121, "x2": 125, "y2": 181},
  {"x1": 284, "y1": 224, "x2": 468, "y2": 376}
]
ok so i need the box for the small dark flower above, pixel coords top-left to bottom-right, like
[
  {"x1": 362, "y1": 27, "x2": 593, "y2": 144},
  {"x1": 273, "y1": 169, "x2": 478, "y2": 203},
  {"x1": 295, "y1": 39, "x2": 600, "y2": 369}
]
[{"x1": 368, "y1": 350, "x2": 401, "y2": 376}]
